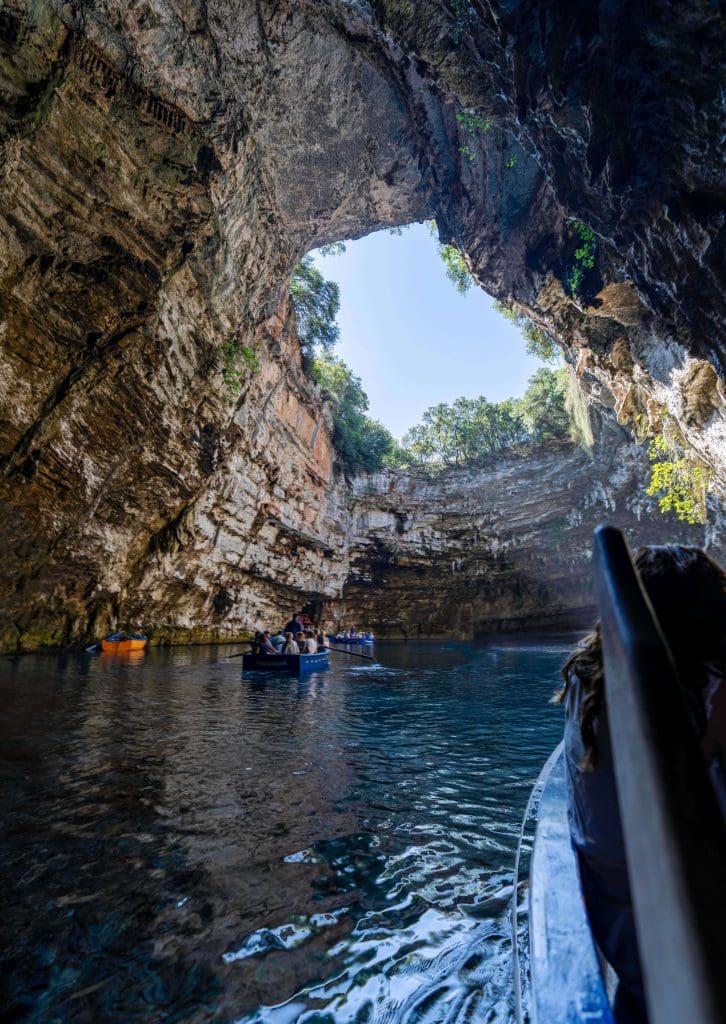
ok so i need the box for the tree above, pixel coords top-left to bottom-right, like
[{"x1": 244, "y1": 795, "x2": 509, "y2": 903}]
[
  {"x1": 400, "y1": 394, "x2": 527, "y2": 467},
  {"x1": 646, "y1": 434, "x2": 709, "y2": 524},
  {"x1": 493, "y1": 300, "x2": 560, "y2": 364},
  {"x1": 290, "y1": 255, "x2": 395, "y2": 474},
  {"x1": 427, "y1": 220, "x2": 473, "y2": 295},
  {"x1": 311, "y1": 354, "x2": 396, "y2": 475},
  {"x1": 290, "y1": 256, "x2": 340, "y2": 358},
  {"x1": 396, "y1": 368, "x2": 573, "y2": 469},
  {"x1": 399, "y1": 422, "x2": 437, "y2": 465},
  {"x1": 516, "y1": 368, "x2": 570, "y2": 441},
  {"x1": 440, "y1": 244, "x2": 472, "y2": 294},
  {"x1": 318, "y1": 241, "x2": 347, "y2": 256}
]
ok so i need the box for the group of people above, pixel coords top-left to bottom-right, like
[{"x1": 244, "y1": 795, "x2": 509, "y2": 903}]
[
  {"x1": 334, "y1": 627, "x2": 375, "y2": 642},
  {"x1": 251, "y1": 612, "x2": 330, "y2": 656},
  {"x1": 560, "y1": 544, "x2": 726, "y2": 1023}
]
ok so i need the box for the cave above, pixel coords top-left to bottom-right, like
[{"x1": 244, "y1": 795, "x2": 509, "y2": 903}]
[{"x1": 0, "y1": 0, "x2": 724, "y2": 650}]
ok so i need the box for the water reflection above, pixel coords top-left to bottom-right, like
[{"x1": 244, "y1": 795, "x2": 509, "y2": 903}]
[{"x1": 0, "y1": 640, "x2": 568, "y2": 1022}]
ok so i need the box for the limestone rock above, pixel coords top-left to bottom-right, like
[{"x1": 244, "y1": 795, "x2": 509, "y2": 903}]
[
  {"x1": 329, "y1": 437, "x2": 723, "y2": 638},
  {"x1": 0, "y1": 1, "x2": 724, "y2": 648}
]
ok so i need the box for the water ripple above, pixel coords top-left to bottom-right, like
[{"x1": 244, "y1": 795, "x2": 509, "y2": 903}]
[{"x1": 0, "y1": 637, "x2": 569, "y2": 1022}]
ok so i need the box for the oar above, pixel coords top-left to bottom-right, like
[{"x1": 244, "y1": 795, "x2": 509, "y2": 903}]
[
  {"x1": 226, "y1": 648, "x2": 254, "y2": 659},
  {"x1": 327, "y1": 646, "x2": 378, "y2": 661}
]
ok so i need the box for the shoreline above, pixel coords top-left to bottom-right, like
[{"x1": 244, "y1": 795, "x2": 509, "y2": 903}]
[{"x1": 0, "y1": 624, "x2": 591, "y2": 658}]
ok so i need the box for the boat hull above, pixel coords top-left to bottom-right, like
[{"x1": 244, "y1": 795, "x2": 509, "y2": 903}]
[
  {"x1": 527, "y1": 744, "x2": 614, "y2": 1023},
  {"x1": 100, "y1": 637, "x2": 148, "y2": 653},
  {"x1": 242, "y1": 651, "x2": 329, "y2": 673}
]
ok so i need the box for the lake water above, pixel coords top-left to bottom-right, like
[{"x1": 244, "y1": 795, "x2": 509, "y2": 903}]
[{"x1": 0, "y1": 639, "x2": 573, "y2": 1023}]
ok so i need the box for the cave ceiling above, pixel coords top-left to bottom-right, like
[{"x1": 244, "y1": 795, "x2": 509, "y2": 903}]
[{"x1": 0, "y1": 0, "x2": 723, "y2": 648}]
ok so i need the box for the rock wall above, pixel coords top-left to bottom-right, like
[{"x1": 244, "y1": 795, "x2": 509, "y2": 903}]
[
  {"x1": 0, "y1": 1, "x2": 724, "y2": 649},
  {"x1": 330, "y1": 436, "x2": 723, "y2": 639},
  {"x1": 0, "y1": 1, "x2": 355, "y2": 648}
]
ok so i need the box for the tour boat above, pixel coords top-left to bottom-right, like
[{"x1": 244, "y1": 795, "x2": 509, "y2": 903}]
[
  {"x1": 242, "y1": 650, "x2": 329, "y2": 673},
  {"x1": 517, "y1": 741, "x2": 615, "y2": 1023},
  {"x1": 515, "y1": 526, "x2": 726, "y2": 1024},
  {"x1": 100, "y1": 635, "x2": 148, "y2": 654}
]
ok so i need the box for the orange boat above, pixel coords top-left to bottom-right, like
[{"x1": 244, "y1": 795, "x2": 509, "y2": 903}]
[{"x1": 100, "y1": 635, "x2": 148, "y2": 654}]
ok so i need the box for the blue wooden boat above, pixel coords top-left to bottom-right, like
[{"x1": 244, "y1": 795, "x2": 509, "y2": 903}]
[
  {"x1": 522, "y1": 743, "x2": 614, "y2": 1024},
  {"x1": 517, "y1": 526, "x2": 726, "y2": 1024},
  {"x1": 241, "y1": 650, "x2": 329, "y2": 673}
]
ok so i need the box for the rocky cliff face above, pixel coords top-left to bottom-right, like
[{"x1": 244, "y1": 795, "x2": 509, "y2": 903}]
[
  {"x1": 0, "y1": 1, "x2": 724, "y2": 649},
  {"x1": 329, "y1": 436, "x2": 723, "y2": 639}
]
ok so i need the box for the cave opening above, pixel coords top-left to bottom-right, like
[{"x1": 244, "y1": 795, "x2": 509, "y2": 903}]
[
  {"x1": 304, "y1": 226, "x2": 714, "y2": 643},
  {"x1": 310, "y1": 223, "x2": 546, "y2": 441},
  {"x1": 296, "y1": 222, "x2": 567, "y2": 475}
]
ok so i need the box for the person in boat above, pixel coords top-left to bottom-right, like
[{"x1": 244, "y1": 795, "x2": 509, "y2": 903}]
[
  {"x1": 283, "y1": 631, "x2": 299, "y2": 655},
  {"x1": 250, "y1": 630, "x2": 264, "y2": 654},
  {"x1": 271, "y1": 629, "x2": 286, "y2": 652},
  {"x1": 260, "y1": 631, "x2": 277, "y2": 655},
  {"x1": 301, "y1": 631, "x2": 318, "y2": 654},
  {"x1": 316, "y1": 629, "x2": 329, "y2": 650},
  {"x1": 557, "y1": 545, "x2": 726, "y2": 1024},
  {"x1": 284, "y1": 612, "x2": 303, "y2": 636}
]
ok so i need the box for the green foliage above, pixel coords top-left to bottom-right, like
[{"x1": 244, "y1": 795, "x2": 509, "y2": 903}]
[
  {"x1": 646, "y1": 434, "x2": 708, "y2": 524},
  {"x1": 523, "y1": 323, "x2": 558, "y2": 364},
  {"x1": 318, "y1": 241, "x2": 347, "y2": 256},
  {"x1": 565, "y1": 221, "x2": 597, "y2": 297},
  {"x1": 456, "y1": 111, "x2": 490, "y2": 135},
  {"x1": 396, "y1": 369, "x2": 572, "y2": 468},
  {"x1": 566, "y1": 264, "x2": 584, "y2": 297},
  {"x1": 290, "y1": 252, "x2": 399, "y2": 474},
  {"x1": 401, "y1": 396, "x2": 526, "y2": 466},
  {"x1": 516, "y1": 367, "x2": 571, "y2": 441},
  {"x1": 219, "y1": 339, "x2": 259, "y2": 397},
  {"x1": 505, "y1": 154, "x2": 518, "y2": 170},
  {"x1": 290, "y1": 256, "x2": 340, "y2": 357},
  {"x1": 493, "y1": 300, "x2": 560, "y2": 364},
  {"x1": 311, "y1": 354, "x2": 396, "y2": 475},
  {"x1": 440, "y1": 244, "x2": 473, "y2": 294},
  {"x1": 450, "y1": 0, "x2": 475, "y2": 43},
  {"x1": 456, "y1": 110, "x2": 490, "y2": 162},
  {"x1": 382, "y1": 441, "x2": 412, "y2": 468},
  {"x1": 426, "y1": 221, "x2": 473, "y2": 294},
  {"x1": 574, "y1": 223, "x2": 596, "y2": 268}
]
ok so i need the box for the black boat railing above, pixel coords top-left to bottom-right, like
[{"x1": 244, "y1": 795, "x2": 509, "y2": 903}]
[{"x1": 593, "y1": 526, "x2": 726, "y2": 1024}]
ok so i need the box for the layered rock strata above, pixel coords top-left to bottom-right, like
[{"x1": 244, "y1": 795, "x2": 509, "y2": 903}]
[
  {"x1": 0, "y1": 1, "x2": 724, "y2": 648},
  {"x1": 330, "y1": 438, "x2": 723, "y2": 639}
]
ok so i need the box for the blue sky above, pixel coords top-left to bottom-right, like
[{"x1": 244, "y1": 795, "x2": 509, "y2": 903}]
[{"x1": 312, "y1": 223, "x2": 543, "y2": 441}]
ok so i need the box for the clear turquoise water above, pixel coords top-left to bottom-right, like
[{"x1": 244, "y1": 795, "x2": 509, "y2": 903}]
[{"x1": 0, "y1": 639, "x2": 572, "y2": 1023}]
